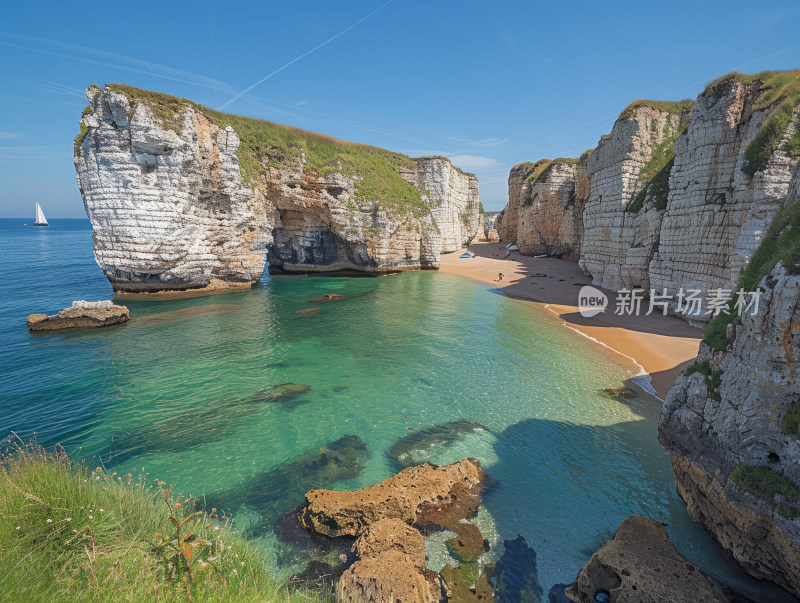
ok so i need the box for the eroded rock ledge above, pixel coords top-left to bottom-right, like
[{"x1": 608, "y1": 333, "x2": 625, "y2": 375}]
[
  {"x1": 74, "y1": 84, "x2": 480, "y2": 294},
  {"x1": 27, "y1": 300, "x2": 130, "y2": 331},
  {"x1": 562, "y1": 515, "x2": 740, "y2": 602},
  {"x1": 659, "y1": 265, "x2": 800, "y2": 596}
]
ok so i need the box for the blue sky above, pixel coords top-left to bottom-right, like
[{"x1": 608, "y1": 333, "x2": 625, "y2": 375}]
[{"x1": 2, "y1": 0, "x2": 800, "y2": 217}]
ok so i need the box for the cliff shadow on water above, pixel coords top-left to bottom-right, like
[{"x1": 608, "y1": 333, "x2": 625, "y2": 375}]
[{"x1": 483, "y1": 412, "x2": 792, "y2": 601}]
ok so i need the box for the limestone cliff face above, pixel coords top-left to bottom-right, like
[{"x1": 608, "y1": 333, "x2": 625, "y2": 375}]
[
  {"x1": 659, "y1": 264, "x2": 800, "y2": 595},
  {"x1": 649, "y1": 82, "x2": 799, "y2": 317},
  {"x1": 74, "y1": 85, "x2": 478, "y2": 293},
  {"x1": 75, "y1": 85, "x2": 274, "y2": 292},
  {"x1": 580, "y1": 105, "x2": 689, "y2": 290},
  {"x1": 406, "y1": 157, "x2": 480, "y2": 253}
]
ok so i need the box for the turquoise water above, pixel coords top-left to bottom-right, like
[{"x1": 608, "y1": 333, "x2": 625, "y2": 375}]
[{"x1": 0, "y1": 219, "x2": 775, "y2": 594}]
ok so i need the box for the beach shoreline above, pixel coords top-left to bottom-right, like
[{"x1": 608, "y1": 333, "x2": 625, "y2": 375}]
[{"x1": 439, "y1": 243, "x2": 702, "y2": 400}]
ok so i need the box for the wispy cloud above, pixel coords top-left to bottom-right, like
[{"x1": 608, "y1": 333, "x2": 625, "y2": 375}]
[
  {"x1": 0, "y1": 132, "x2": 22, "y2": 140},
  {"x1": 447, "y1": 155, "x2": 500, "y2": 169},
  {"x1": 447, "y1": 135, "x2": 508, "y2": 147},
  {"x1": 220, "y1": 1, "x2": 393, "y2": 109}
]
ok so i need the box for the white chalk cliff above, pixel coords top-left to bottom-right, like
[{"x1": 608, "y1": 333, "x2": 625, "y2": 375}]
[{"x1": 74, "y1": 84, "x2": 480, "y2": 293}]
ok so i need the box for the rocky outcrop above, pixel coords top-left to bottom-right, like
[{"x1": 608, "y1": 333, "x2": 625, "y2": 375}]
[
  {"x1": 580, "y1": 102, "x2": 691, "y2": 290},
  {"x1": 300, "y1": 457, "x2": 487, "y2": 538},
  {"x1": 503, "y1": 156, "x2": 590, "y2": 261},
  {"x1": 75, "y1": 84, "x2": 479, "y2": 293},
  {"x1": 409, "y1": 156, "x2": 481, "y2": 252},
  {"x1": 336, "y1": 518, "x2": 442, "y2": 602},
  {"x1": 27, "y1": 300, "x2": 130, "y2": 331},
  {"x1": 564, "y1": 515, "x2": 737, "y2": 602},
  {"x1": 659, "y1": 264, "x2": 800, "y2": 595}
]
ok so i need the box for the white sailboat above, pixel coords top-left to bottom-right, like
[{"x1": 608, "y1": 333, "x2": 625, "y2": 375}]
[{"x1": 34, "y1": 202, "x2": 49, "y2": 227}]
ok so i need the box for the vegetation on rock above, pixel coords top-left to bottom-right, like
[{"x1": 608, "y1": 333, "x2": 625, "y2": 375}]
[
  {"x1": 685, "y1": 360, "x2": 722, "y2": 401},
  {"x1": 730, "y1": 464, "x2": 800, "y2": 519},
  {"x1": 782, "y1": 404, "x2": 800, "y2": 439},
  {"x1": 704, "y1": 70, "x2": 800, "y2": 177},
  {"x1": 705, "y1": 199, "x2": 800, "y2": 349},
  {"x1": 0, "y1": 442, "x2": 326, "y2": 601},
  {"x1": 618, "y1": 99, "x2": 694, "y2": 121}
]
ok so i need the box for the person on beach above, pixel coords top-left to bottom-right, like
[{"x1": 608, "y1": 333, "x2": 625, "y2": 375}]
[{"x1": 495, "y1": 273, "x2": 504, "y2": 281}]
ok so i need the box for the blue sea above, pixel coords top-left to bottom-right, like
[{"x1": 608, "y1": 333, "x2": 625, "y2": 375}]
[{"x1": 0, "y1": 218, "x2": 783, "y2": 597}]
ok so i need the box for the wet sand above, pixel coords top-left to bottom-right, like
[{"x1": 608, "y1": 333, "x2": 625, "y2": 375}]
[{"x1": 439, "y1": 243, "x2": 701, "y2": 399}]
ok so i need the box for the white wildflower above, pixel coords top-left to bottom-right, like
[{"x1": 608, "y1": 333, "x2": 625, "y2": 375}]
[
  {"x1": 232, "y1": 569, "x2": 238, "y2": 576},
  {"x1": 65, "y1": 518, "x2": 72, "y2": 522},
  {"x1": 46, "y1": 519, "x2": 53, "y2": 523},
  {"x1": 88, "y1": 515, "x2": 93, "y2": 520},
  {"x1": 99, "y1": 509, "x2": 104, "y2": 513},
  {"x1": 240, "y1": 562, "x2": 245, "y2": 567},
  {"x1": 15, "y1": 526, "x2": 20, "y2": 530}
]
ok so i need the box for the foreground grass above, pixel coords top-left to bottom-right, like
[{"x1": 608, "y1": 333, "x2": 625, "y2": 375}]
[{"x1": 0, "y1": 444, "x2": 327, "y2": 602}]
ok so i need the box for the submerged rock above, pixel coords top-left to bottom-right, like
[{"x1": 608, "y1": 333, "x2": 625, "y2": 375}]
[
  {"x1": 565, "y1": 516, "x2": 737, "y2": 602},
  {"x1": 440, "y1": 562, "x2": 495, "y2": 601},
  {"x1": 389, "y1": 419, "x2": 489, "y2": 467},
  {"x1": 494, "y1": 535, "x2": 543, "y2": 603},
  {"x1": 27, "y1": 300, "x2": 129, "y2": 331},
  {"x1": 337, "y1": 518, "x2": 442, "y2": 602},
  {"x1": 107, "y1": 383, "x2": 310, "y2": 464},
  {"x1": 300, "y1": 457, "x2": 488, "y2": 538},
  {"x1": 207, "y1": 434, "x2": 369, "y2": 532},
  {"x1": 599, "y1": 387, "x2": 637, "y2": 400},
  {"x1": 296, "y1": 308, "x2": 321, "y2": 316},
  {"x1": 305, "y1": 293, "x2": 349, "y2": 303}
]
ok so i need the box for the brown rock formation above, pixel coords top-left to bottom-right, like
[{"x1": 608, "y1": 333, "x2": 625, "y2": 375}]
[
  {"x1": 27, "y1": 300, "x2": 130, "y2": 331},
  {"x1": 336, "y1": 518, "x2": 442, "y2": 602},
  {"x1": 566, "y1": 516, "x2": 736, "y2": 602},
  {"x1": 300, "y1": 457, "x2": 487, "y2": 538}
]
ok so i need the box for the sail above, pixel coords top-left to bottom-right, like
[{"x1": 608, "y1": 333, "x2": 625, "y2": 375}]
[{"x1": 34, "y1": 202, "x2": 48, "y2": 225}]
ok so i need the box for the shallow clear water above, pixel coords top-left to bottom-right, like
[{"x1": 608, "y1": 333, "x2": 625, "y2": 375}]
[{"x1": 0, "y1": 219, "x2": 776, "y2": 594}]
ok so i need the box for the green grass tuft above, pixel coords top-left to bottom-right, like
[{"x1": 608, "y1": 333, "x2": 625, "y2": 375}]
[
  {"x1": 74, "y1": 124, "x2": 89, "y2": 156},
  {"x1": 704, "y1": 199, "x2": 800, "y2": 349},
  {"x1": 618, "y1": 99, "x2": 694, "y2": 121},
  {"x1": 685, "y1": 360, "x2": 722, "y2": 400},
  {"x1": 730, "y1": 464, "x2": 800, "y2": 519},
  {"x1": 0, "y1": 444, "x2": 328, "y2": 602},
  {"x1": 782, "y1": 404, "x2": 800, "y2": 439},
  {"x1": 104, "y1": 84, "x2": 429, "y2": 217}
]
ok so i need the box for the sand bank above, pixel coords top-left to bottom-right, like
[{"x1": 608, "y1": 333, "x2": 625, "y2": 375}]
[{"x1": 439, "y1": 243, "x2": 701, "y2": 399}]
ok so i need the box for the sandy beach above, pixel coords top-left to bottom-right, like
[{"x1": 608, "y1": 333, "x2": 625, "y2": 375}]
[{"x1": 439, "y1": 242, "x2": 702, "y2": 399}]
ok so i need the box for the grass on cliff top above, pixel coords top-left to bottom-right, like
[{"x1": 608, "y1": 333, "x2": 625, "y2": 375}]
[
  {"x1": 704, "y1": 199, "x2": 800, "y2": 349},
  {"x1": 105, "y1": 84, "x2": 430, "y2": 217},
  {"x1": 0, "y1": 442, "x2": 327, "y2": 602},
  {"x1": 704, "y1": 70, "x2": 800, "y2": 176},
  {"x1": 730, "y1": 464, "x2": 800, "y2": 519},
  {"x1": 618, "y1": 99, "x2": 694, "y2": 120}
]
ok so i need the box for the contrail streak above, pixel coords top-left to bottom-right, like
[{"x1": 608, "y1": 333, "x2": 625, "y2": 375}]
[{"x1": 220, "y1": 1, "x2": 393, "y2": 109}]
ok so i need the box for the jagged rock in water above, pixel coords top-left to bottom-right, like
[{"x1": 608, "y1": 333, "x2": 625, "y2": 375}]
[
  {"x1": 389, "y1": 419, "x2": 489, "y2": 467},
  {"x1": 660, "y1": 264, "x2": 800, "y2": 596},
  {"x1": 206, "y1": 434, "x2": 369, "y2": 532},
  {"x1": 107, "y1": 383, "x2": 310, "y2": 464},
  {"x1": 27, "y1": 300, "x2": 129, "y2": 331},
  {"x1": 336, "y1": 518, "x2": 442, "y2": 603},
  {"x1": 565, "y1": 516, "x2": 739, "y2": 602},
  {"x1": 74, "y1": 84, "x2": 480, "y2": 294},
  {"x1": 440, "y1": 562, "x2": 495, "y2": 602},
  {"x1": 494, "y1": 534, "x2": 543, "y2": 603},
  {"x1": 300, "y1": 458, "x2": 488, "y2": 538}
]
